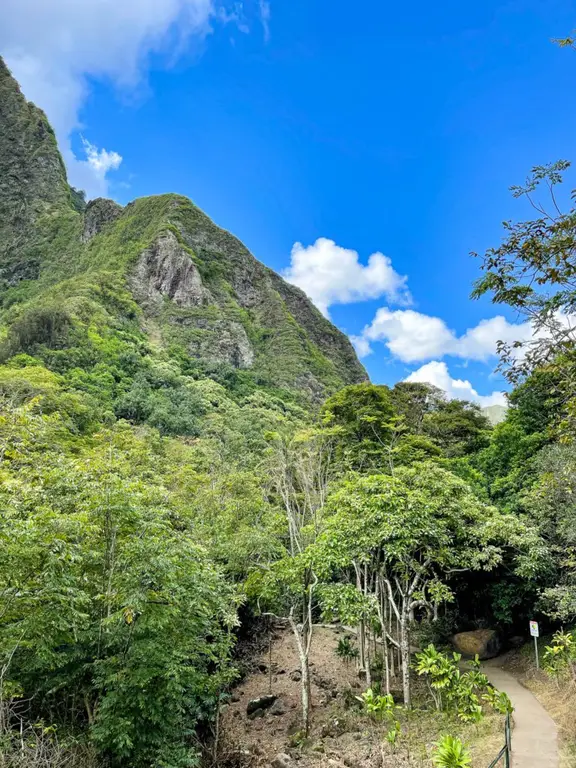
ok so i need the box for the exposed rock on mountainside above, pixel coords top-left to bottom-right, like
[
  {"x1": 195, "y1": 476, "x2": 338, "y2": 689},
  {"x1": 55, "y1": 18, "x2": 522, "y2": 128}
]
[
  {"x1": 129, "y1": 230, "x2": 211, "y2": 309},
  {"x1": 483, "y1": 404, "x2": 507, "y2": 426},
  {"x1": 82, "y1": 197, "x2": 123, "y2": 242},
  {"x1": 0, "y1": 56, "x2": 366, "y2": 399}
]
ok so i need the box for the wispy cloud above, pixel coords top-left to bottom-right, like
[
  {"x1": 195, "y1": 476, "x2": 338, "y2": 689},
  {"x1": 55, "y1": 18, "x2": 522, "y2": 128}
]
[
  {"x1": 0, "y1": 0, "x2": 254, "y2": 198},
  {"x1": 259, "y1": 0, "x2": 271, "y2": 42}
]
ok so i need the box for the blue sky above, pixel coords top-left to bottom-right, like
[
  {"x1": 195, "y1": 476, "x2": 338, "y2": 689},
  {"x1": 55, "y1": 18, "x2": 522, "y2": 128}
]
[{"x1": 2, "y1": 0, "x2": 576, "y2": 404}]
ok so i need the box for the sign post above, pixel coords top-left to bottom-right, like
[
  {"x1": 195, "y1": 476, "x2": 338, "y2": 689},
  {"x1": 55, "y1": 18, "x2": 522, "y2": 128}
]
[{"x1": 530, "y1": 620, "x2": 539, "y2": 670}]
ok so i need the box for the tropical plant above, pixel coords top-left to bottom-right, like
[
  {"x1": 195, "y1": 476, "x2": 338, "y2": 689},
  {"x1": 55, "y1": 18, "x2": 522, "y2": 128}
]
[
  {"x1": 431, "y1": 735, "x2": 472, "y2": 768},
  {"x1": 414, "y1": 645, "x2": 503, "y2": 722},
  {"x1": 355, "y1": 689, "x2": 398, "y2": 721},
  {"x1": 543, "y1": 630, "x2": 576, "y2": 682},
  {"x1": 336, "y1": 635, "x2": 359, "y2": 663}
]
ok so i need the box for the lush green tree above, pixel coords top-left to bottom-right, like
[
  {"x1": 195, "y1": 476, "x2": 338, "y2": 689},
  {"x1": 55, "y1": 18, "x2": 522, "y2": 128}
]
[
  {"x1": 523, "y1": 444, "x2": 576, "y2": 621},
  {"x1": 423, "y1": 399, "x2": 491, "y2": 458},
  {"x1": 314, "y1": 463, "x2": 507, "y2": 706},
  {"x1": 390, "y1": 381, "x2": 445, "y2": 434},
  {"x1": 0, "y1": 413, "x2": 238, "y2": 768},
  {"x1": 472, "y1": 161, "x2": 576, "y2": 383},
  {"x1": 471, "y1": 160, "x2": 576, "y2": 441},
  {"x1": 476, "y1": 419, "x2": 545, "y2": 507},
  {"x1": 321, "y1": 383, "x2": 398, "y2": 470}
]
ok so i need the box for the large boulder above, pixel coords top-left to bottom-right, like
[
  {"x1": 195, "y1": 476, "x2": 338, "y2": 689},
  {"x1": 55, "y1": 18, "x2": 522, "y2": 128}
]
[
  {"x1": 452, "y1": 629, "x2": 501, "y2": 660},
  {"x1": 246, "y1": 694, "x2": 276, "y2": 716}
]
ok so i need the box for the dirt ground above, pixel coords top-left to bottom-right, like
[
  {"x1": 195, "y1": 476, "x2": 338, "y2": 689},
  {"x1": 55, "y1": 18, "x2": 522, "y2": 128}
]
[
  {"x1": 218, "y1": 625, "x2": 503, "y2": 768},
  {"x1": 220, "y1": 625, "x2": 373, "y2": 767}
]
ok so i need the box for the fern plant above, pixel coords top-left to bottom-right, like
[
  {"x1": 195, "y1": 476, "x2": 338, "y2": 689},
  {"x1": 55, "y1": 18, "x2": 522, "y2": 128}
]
[
  {"x1": 432, "y1": 735, "x2": 472, "y2": 768},
  {"x1": 336, "y1": 635, "x2": 359, "y2": 663}
]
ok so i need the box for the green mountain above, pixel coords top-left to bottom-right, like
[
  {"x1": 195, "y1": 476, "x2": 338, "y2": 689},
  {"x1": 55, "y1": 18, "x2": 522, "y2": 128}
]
[{"x1": 0, "y1": 56, "x2": 366, "y2": 413}]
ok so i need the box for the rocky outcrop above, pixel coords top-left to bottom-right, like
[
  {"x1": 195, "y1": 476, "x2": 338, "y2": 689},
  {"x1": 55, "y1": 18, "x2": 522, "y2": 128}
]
[
  {"x1": 82, "y1": 198, "x2": 123, "y2": 242},
  {"x1": 172, "y1": 202, "x2": 368, "y2": 392},
  {"x1": 130, "y1": 231, "x2": 211, "y2": 309},
  {"x1": 453, "y1": 629, "x2": 501, "y2": 660},
  {"x1": 183, "y1": 318, "x2": 255, "y2": 369}
]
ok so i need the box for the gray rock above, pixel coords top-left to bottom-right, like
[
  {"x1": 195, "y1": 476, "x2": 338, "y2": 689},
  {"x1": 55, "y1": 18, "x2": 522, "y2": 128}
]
[
  {"x1": 82, "y1": 198, "x2": 123, "y2": 242},
  {"x1": 247, "y1": 708, "x2": 265, "y2": 720},
  {"x1": 271, "y1": 754, "x2": 293, "y2": 768},
  {"x1": 246, "y1": 694, "x2": 277, "y2": 716},
  {"x1": 181, "y1": 317, "x2": 255, "y2": 369},
  {"x1": 289, "y1": 670, "x2": 302, "y2": 682},
  {"x1": 130, "y1": 230, "x2": 210, "y2": 309},
  {"x1": 269, "y1": 698, "x2": 287, "y2": 716}
]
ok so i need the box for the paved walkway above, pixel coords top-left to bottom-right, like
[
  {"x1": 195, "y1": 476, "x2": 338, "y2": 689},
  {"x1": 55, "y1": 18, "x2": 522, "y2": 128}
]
[{"x1": 483, "y1": 660, "x2": 559, "y2": 768}]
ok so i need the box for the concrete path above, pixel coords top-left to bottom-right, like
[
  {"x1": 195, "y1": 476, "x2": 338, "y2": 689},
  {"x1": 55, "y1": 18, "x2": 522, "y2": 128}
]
[{"x1": 483, "y1": 660, "x2": 559, "y2": 768}]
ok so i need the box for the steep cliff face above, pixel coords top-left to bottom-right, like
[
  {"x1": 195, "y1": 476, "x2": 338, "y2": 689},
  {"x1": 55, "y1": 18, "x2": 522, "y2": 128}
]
[
  {"x1": 0, "y1": 58, "x2": 75, "y2": 286},
  {"x1": 0, "y1": 57, "x2": 366, "y2": 400}
]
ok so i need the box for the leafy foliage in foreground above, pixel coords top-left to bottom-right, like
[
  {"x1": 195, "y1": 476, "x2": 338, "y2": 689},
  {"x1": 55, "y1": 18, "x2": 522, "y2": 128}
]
[
  {"x1": 431, "y1": 735, "x2": 472, "y2": 768},
  {"x1": 0, "y1": 408, "x2": 240, "y2": 767}
]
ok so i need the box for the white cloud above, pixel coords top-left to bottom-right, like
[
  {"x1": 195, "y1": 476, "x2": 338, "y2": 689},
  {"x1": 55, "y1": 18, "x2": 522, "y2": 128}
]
[
  {"x1": 357, "y1": 306, "x2": 576, "y2": 363},
  {"x1": 82, "y1": 138, "x2": 123, "y2": 178},
  {"x1": 283, "y1": 238, "x2": 410, "y2": 318},
  {"x1": 457, "y1": 315, "x2": 534, "y2": 360},
  {"x1": 356, "y1": 308, "x2": 537, "y2": 363},
  {"x1": 361, "y1": 308, "x2": 455, "y2": 361},
  {"x1": 0, "y1": 0, "x2": 235, "y2": 198},
  {"x1": 405, "y1": 361, "x2": 507, "y2": 408},
  {"x1": 350, "y1": 335, "x2": 373, "y2": 358},
  {"x1": 259, "y1": 0, "x2": 271, "y2": 42}
]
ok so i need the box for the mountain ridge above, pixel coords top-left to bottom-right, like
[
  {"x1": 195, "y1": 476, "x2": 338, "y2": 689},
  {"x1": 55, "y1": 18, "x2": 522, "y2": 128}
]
[{"x1": 0, "y1": 56, "x2": 367, "y2": 403}]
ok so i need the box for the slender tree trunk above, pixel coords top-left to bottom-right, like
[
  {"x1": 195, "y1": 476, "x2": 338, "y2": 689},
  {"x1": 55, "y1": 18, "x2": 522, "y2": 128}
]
[
  {"x1": 358, "y1": 618, "x2": 366, "y2": 672},
  {"x1": 376, "y1": 575, "x2": 390, "y2": 694},
  {"x1": 382, "y1": 593, "x2": 390, "y2": 694},
  {"x1": 288, "y1": 613, "x2": 311, "y2": 734},
  {"x1": 399, "y1": 608, "x2": 411, "y2": 708},
  {"x1": 365, "y1": 626, "x2": 372, "y2": 688}
]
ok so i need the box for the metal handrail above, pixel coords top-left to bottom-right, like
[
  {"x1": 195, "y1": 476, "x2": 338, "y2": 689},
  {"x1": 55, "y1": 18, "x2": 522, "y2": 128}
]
[{"x1": 487, "y1": 712, "x2": 512, "y2": 768}]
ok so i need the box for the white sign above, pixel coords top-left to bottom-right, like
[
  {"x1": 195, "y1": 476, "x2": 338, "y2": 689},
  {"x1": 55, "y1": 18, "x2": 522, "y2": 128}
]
[{"x1": 530, "y1": 620, "x2": 539, "y2": 638}]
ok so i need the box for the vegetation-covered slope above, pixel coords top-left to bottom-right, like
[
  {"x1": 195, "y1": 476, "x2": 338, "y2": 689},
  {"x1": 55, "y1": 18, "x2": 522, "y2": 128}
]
[{"x1": 0, "y1": 57, "x2": 366, "y2": 404}]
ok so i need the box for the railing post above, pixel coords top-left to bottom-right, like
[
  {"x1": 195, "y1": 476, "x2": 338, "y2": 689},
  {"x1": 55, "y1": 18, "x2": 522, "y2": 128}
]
[{"x1": 505, "y1": 712, "x2": 511, "y2": 768}]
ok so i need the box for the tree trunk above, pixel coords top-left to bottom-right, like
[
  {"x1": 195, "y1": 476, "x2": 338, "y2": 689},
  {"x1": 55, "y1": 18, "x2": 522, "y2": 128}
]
[
  {"x1": 399, "y1": 610, "x2": 411, "y2": 708},
  {"x1": 365, "y1": 627, "x2": 372, "y2": 689},
  {"x1": 289, "y1": 613, "x2": 311, "y2": 734},
  {"x1": 358, "y1": 617, "x2": 366, "y2": 672},
  {"x1": 300, "y1": 655, "x2": 311, "y2": 734}
]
